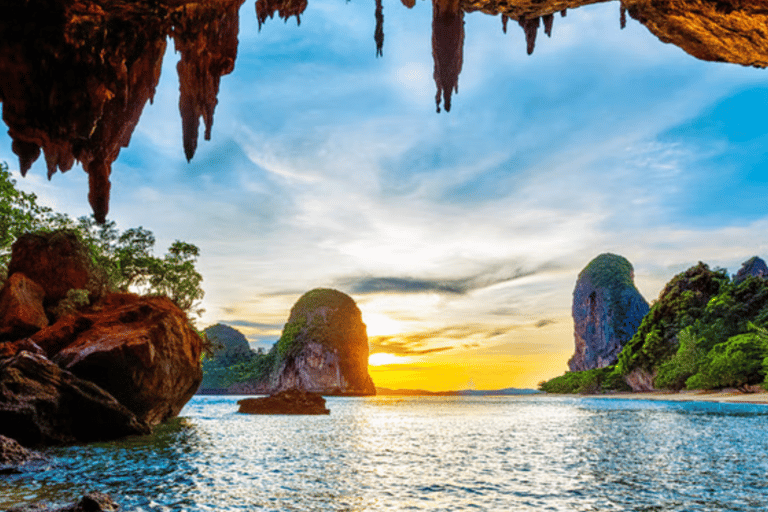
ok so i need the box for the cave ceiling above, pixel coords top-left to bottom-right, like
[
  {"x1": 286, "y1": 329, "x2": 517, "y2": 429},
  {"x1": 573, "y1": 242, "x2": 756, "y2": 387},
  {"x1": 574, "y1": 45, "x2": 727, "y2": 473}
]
[{"x1": 0, "y1": 0, "x2": 765, "y2": 222}]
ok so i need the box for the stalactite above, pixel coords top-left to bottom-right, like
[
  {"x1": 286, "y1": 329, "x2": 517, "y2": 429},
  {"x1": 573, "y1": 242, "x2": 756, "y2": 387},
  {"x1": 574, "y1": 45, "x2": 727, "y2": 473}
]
[
  {"x1": 620, "y1": 3, "x2": 627, "y2": 29},
  {"x1": 561, "y1": 9, "x2": 567, "y2": 17},
  {"x1": 432, "y1": 0, "x2": 464, "y2": 113},
  {"x1": 375, "y1": 0, "x2": 384, "y2": 57},
  {"x1": 400, "y1": 0, "x2": 416, "y2": 8},
  {"x1": 518, "y1": 16, "x2": 540, "y2": 55},
  {"x1": 543, "y1": 13, "x2": 554, "y2": 37},
  {"x1": 501, "y1": 14, "x2": 508, "y2": 34},
  {"x1": 172, "y1": 0, "x2": 245, "y2": 162},
  {"x1": 0, "y1": 1, "x2": 169, "y2": 223},
  {"x1": 255, "y1": 0, "x2": 308, "y2": 30}
]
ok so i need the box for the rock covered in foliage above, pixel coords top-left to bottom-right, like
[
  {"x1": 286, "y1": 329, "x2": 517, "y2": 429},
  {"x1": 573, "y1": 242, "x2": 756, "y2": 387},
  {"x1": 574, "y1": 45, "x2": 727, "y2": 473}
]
[
  {"x1": 237, "y1": 388, "x2": 329, "y2": 415},
  {"x1": 268, "y1": 289, "x2": 376, "y2": 396},
  {"x1": 7, "y1": 492, "x2": 121, "y2": 512},
  {"x1": 569, "y1": 253, "x2": 649, "y2": 372},
  {"x1": 0, "y1": 233, "x2": 203, "y2": 445},
  {"x1": 0, "y1": 350, "x2": 150, "y2": 446},
  {"x1": 733, "y1": 256, "x2": 768, "y2": 284},
  {"x1": 614, "y1": 262, "x2": 729, "y2": 390},
  {"x1": 205, "y1": 323, "x2": 255, "y2": 361}
]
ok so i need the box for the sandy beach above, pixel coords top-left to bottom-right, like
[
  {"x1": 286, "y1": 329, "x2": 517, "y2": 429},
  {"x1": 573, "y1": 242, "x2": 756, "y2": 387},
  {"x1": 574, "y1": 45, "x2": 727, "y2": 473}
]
[{"x1": 578, "y1": 389, "x2": 768, "y2": 405}]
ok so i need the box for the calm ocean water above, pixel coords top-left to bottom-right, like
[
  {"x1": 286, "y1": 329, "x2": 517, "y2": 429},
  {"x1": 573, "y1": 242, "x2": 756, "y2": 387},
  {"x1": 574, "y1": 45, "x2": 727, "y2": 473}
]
[{"x1": 2, "y1": 395, "x2": 768, "y2": 511}]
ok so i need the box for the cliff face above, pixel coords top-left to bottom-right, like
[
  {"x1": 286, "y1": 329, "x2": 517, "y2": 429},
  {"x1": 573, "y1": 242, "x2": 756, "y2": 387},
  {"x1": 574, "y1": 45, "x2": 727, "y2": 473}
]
[
  {"x1": 270, "y1": 288, "x2": 375, "y2": 395},
  {"x1": 569, "y1": 253, "x2": 649, "y2": 372}
]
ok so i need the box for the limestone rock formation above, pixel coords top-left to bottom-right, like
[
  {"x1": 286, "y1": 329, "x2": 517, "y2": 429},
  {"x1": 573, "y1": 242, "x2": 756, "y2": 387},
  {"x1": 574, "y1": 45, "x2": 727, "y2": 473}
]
[
  {"x1": 733, "y1": 256, "x2": 768, "y2": 284},
  {"x1": 432, "y1": 0, "x2": 464, "y2": 113},
  {"x1": 237, "y1": 388, "x2": 330, "y2": 414},
  {"x1": 269, "y1": 288, "x2": 376, "y2": 395},
  {"x1": 569, "y1": 253, "x2": 649, "y2": 372},
  {"x1": 622, "y1": 0, "x2": 768, "y2": 68},
  {"x1": 2, "y1": 0, "x2": 767, "y2": 217},
  {"x1": 0, "y1": 350, "x2": 150, "y2": 446},
  {"x1": 0, "y1": 0, "x2": 244, "y2": 223}
]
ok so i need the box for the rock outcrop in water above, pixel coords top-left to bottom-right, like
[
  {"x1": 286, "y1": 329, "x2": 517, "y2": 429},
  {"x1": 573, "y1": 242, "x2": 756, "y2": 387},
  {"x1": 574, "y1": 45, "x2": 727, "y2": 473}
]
[
  {"x1": 0, "y1": 232, "x2": 202, "y2": 445},
  {"x1": 569, "y1": 253, "x2": 649, "y2": 372},
  {"x1": 237, "y1": 388, "x2": 330, "y2": 414},
  {"x1": 268, "y1": 288, "x2": 376, "y2": 395}
]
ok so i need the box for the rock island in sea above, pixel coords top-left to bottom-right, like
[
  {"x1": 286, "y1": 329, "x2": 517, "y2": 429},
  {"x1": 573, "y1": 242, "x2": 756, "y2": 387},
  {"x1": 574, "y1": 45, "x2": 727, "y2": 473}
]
[{"x1": 200, "y1": 288, "x2": 376, "y2": 396}]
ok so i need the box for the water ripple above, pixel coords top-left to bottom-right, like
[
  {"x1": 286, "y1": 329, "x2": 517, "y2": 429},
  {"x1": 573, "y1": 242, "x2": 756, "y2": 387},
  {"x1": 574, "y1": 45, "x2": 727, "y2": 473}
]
[{"x1": 2, "y1": 395, "x2": 768, "y2": 510}]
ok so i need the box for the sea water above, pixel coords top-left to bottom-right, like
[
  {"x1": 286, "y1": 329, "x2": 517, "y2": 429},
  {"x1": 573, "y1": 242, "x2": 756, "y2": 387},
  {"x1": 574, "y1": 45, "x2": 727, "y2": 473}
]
[{"x1": 2, "y1": 395, "x2": 767, "y2": 511}]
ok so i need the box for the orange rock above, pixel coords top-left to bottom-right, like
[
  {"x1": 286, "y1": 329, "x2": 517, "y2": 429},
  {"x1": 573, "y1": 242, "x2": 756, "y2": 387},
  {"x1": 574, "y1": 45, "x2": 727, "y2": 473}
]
[
  {"x1": 7, "y1": 231, "x2": 105, "y2": 307},
  {"x1": 45, "y1": 293, "x2": 203, "y2": 426},
  {"x1": 0, "y1": 273, "x2": 48, "y2": 340}
]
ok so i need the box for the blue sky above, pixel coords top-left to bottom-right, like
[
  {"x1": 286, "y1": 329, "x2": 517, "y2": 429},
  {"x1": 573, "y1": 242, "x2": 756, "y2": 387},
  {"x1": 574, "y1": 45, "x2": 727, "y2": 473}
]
[{"x1": 2, "y1": 0, "x2": 767, "y2": 388}]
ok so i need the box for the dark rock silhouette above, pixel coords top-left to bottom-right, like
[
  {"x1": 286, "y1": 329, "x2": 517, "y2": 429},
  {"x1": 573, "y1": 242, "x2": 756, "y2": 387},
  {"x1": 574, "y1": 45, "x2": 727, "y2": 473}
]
[
  {"x1": 733, "y1": 256, "x2": 768, "y2": 284},
  {"x1": 269, "y1": 288, "x2": 376, "y2": 395},
  {"x1": 237, "y1": 388, "x2": 330, "y2": 414},
  {"x1": 0, "y1": 350, "x2": 150, "y2": 446},
  {"x1": 569, "y1": 253, "x2": 649, "y2": 372},
  {"x1": 205, "y1": 323, "x2": 256, "y2": 360},
  {"x1": 173, "y1": 0, "x2": 246, "y2": 162}
]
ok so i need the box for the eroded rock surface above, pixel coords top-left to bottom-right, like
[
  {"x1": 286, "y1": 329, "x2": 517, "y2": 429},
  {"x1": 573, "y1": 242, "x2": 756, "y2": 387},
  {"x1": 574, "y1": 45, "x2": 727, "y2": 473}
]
[{"x1": 569, "y1": 253, "x2": 649, "y2": 372}]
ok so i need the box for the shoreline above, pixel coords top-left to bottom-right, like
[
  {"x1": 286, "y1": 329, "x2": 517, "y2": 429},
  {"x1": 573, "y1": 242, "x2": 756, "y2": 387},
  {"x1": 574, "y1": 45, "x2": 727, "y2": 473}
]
[{"x1": 558, "y1": 389, "x2": 768, "y2": 405}]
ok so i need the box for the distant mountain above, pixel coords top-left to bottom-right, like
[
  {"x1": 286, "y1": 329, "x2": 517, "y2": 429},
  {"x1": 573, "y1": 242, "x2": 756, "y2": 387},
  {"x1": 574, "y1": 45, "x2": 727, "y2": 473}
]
[{"x1": 376, "y1": 387, "x2": 541, "y2": 396}]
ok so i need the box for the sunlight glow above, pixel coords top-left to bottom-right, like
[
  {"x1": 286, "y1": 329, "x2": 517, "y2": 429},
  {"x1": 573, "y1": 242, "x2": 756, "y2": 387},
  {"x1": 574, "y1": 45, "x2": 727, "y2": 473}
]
[
  {"x1": 364, "y1": 313, "x2": 404, "y2": 336},
  {"x1": 368, "y1": 353, "x2": 413, "y2": 366}
]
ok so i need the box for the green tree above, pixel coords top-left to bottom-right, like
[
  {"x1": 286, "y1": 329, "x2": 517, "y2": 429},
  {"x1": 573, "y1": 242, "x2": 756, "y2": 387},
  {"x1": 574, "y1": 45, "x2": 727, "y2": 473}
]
[
  {"x1": 686, "y1": 329, "x2": 768, "y2": 391},
  {"x1": 0, "y1": 162, "x2": 205, "y2": 318}
]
